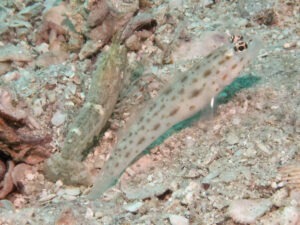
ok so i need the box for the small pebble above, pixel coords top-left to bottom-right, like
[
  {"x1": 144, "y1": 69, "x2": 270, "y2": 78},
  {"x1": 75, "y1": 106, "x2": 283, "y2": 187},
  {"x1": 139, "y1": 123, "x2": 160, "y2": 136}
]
[
  {"x1": 281, "y1": 206, "x2": 300, "y2": 225},
  {"x1": 95, "y1": 211, "x2": 104, "y2": 219},
  {"x1": 51, "y1": 111, "x2": 66, "y2": 126},
  {"x1": 272, "y1": 188, "x2": 288, "y2": 207},
  {"x1": 55, "y1": 180, "x2": 63, "y2": 187},
  {"x1": 35, "y1": 43, "x2": 49, "y2": 53},
  {"x1": 56, "y1": 208, "x2": 77, "y2": 225},
  {"x1": 38, "y1": 194, "x2": 56, "y2": 202},
  {"x1": 64, "y1": 187, "x2": 81, "y2": 196},
  {"x1": 184, "y1": 136, "x2": 195, "y2": 147},
  {"x1": 256, "y1": 141, "x2": 271, "y2": 154},
  {"x1": 169, "y1": 214, "x2": 189, "y2": 225},
  {"x1": 47, "y1": 92, "x2": 56, "y2": 103},
  {"x1": 228, "y1": 199, "x2": 272, "y2": 224},
  {"x1": 226, "y1": 133, "x2": 239, "y2": 145},
  {"x1": 232, "y1": 117, "x2": 241, "y2": 125},
  {"x1": 123, "y1": 201, "x2": 143, "y2": 213},
  {"x1": 85, "y1": 208, "x2": 94, "y2": 219},
  {"x1": 2, "y1": 71, "x2": 20, "y2": 82},
  {"x1": 0, "y1": 200, "x2": 15, "y2": 211},
  {"x1": 125, "y1": 34, "x2": 141, "y2": 51},
  {"x1": 62, "y1": 195, "x2": 77, "y2": 201},
  {"x1": 283, "y1": 42, "x2": 296, "y2": 49},
  {"x1": 32, "y1": 100, "x2": 43, "y2": 116}
]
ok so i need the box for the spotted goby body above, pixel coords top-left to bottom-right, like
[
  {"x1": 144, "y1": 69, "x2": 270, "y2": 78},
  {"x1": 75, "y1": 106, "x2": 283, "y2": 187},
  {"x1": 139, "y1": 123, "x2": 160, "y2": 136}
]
[{"x1": 88, "y1": 36, "x2": 261, "y2": 198}]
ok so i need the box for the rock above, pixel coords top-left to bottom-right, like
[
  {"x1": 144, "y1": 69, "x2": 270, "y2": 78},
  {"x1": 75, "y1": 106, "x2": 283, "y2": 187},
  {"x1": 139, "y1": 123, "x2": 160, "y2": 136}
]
[
  {"x1": 0, "y1": 6, "x2": 10, "y2": 21},
  {"x1": 0, "y1": 62, "x2": 11, "y2": 75},
  {"x1": 271, "y1": 188, "x2": 288, "y2": 207},
  {"x1": 51, "y1": 111, "x2": 66, "y2": 126},
  {"x1": 0, "y1": 24, "x2": 9, "y2": 36},
  {"x1": 35, "y1": 51, "x2": 68, "y2": 68},
  {"x1": 38, "y1": 193, "x2": 56, "y2": 202},
  {"x1": 55, "y1": 208, "x2": 78, "y2": 225},
  {"x1": 107, "y1": 0, "x2": 139, "y2": 14},
  {"x1": 43, "y1": 3, "x2": 67, "y2": 28},
  {"x1": 252, "y1": 8, "x2": 277, "y2": 26},
  {"x1": 123, "y1": 201, "x2": 143, "y2": 213},
  {"x1": 121, "y1": 12, "x2": 156, "y2": 41},
  {"x1": 0, "y1": 44, "x2": 32, "y2": 62},
  {"x1": 11, "y1": 164, "x2": 37, "y2": 195},
  {"x1": 202, "y1": 0, "x2": 216, "y2": 8},
  {"x1": 17, "y1": 2, "x2": 44, "y2": 19},
  {"x1": 169, "y1": 214, "x2": 189, "y2": 225},
  {"x1": 79, "y1": 40, "x2": 103, "y2": 60},
  {"x1": 281, "y1": 206, "x2": 300, "y2": 225},
  {"x1": 228, "y1": 199, "x2": 273, "y2": 224},
  {"x1": 202, "y1": 169, "x2": 221, "y2": 184},
  {"x1": 35, "y1": 43, "x2": 49, "y2": 54},
  {"x1": 87, "y1": 0, "x2": 109, "y2": 27},
  {"x1": 63, "y1": 187, "x2": 81, "y2": 196},
  {"x1": 8, "y1": 19, "x2": 32, "y2": 29},
  {"x1": 168, "y1": 0, "x2": 184, "y2": 10},
  {"x1": 0, "y1": 199, "x2": 15, "y2": 211},
  {"x1": 85, "y1": 207, "x2": 94, "y2": 219},
  {"x1": 64, "y1": 82, "x2": 77, "y2": 99},
  {"x1": 283, "y1": 42, "x2": 297, "y2": 49},
  {"x1": 237, "y1": 0, "x2": 275, "y2": 17},
  {"x1": 32, "y1": 99, "x2": 44, "y2": 117},
  {"x1": 125, "y1": 34, "x2": 141, "y2": 51},
  {"x1": 180, "y1": 181, "x2": 201, "y2": 205},
  {"x1": 0, "y1": 161, "x2": 14, "y2": 199},
  {"x1": 225, "y1": 133, "x2": 239, "y2": 145},
  {"x1": 123, "y1": 182, "x2": 170, "y2": 200}
]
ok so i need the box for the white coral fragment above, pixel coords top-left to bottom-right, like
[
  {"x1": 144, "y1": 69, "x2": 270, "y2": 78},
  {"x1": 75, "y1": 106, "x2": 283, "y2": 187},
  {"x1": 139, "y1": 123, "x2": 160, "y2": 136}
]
[{"x1": 228, "y1": 198, "x2": 272, "y2": 224}]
